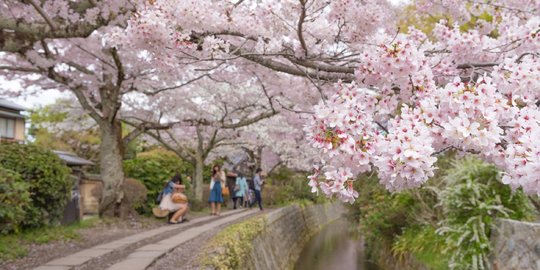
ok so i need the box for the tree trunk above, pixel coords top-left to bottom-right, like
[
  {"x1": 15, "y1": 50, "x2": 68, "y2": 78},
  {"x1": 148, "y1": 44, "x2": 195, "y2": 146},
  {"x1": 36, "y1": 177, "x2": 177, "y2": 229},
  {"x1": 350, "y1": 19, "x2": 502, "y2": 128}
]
[
  {"x1": 193, "y1": 155, "x2": 205, "y2": 201},
  {"x1": 98, "y1": 120, "x2": 125, "y2": 216},
  {"x1": 255, "y1": 146, "x2": 263, "y2": 171}
]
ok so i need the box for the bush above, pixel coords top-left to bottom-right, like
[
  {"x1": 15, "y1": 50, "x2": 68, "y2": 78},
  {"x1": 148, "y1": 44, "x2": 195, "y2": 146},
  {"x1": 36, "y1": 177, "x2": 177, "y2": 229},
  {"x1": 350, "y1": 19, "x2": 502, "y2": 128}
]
[
  {"x1": 124, "y1": 149, "x2": 192, "y2": 214},
  {"x1": 201, "y1": 216, "x2": 266, "y2": 269},
  {"x1": 0, "y1": 166, "x2": 31, "y2": 234},
  {"x1": 116, "y1": 178, "x2": 148, "y2": 218},
  {"x1": 353, "y1": 155, "x2": 536, "y2": 270},
  {"x1": 436, "y1": 158, "x2": 535, "y2": 270},
  {"x1": 0, "y1": 142, "x2": 71, "y2": 229},
  {"x1": 266, "y1": 167, "x2": 323, "y2": 206},
  {"x1": 351, "y1": 173, "x2": 419, "y2": 268}
]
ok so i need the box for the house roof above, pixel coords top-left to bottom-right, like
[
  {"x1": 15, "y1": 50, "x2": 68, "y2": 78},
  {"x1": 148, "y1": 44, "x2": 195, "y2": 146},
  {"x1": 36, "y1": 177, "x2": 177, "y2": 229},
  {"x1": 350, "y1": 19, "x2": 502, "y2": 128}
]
[
  {"x1": 53, "y1": 151, "x2": 95, "y2": 166},
  {"x1": 0, "y1": 99, "x2": 27, "y2": 111},
  {"x1": 0, "y1": 110, "x2": 25, "y2": 119}
]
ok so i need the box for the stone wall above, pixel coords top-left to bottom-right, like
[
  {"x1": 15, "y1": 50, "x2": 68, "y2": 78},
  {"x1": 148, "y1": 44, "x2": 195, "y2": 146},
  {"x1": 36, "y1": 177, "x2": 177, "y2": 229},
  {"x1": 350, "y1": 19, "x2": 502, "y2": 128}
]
[
  {"x1": 243, "y1": 203, "x2": 345, "y2": 270},
  {"x1": 202, "y1": 202, "x2": 346, "y2": 270},
  {"x1": 490, "y1": 218, "x2": 540, "y2": 270}
]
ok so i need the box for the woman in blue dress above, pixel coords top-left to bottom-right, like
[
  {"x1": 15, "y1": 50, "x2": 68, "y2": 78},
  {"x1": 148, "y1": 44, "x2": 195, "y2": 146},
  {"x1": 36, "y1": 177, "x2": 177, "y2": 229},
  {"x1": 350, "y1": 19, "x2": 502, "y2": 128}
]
[{"x1": 208, "y1": 165, "x2": 225, "y2": 216}]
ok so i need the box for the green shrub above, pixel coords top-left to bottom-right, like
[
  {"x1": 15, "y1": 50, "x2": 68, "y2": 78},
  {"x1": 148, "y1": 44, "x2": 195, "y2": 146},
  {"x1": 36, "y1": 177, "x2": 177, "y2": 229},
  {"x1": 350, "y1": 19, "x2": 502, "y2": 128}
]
[
  {"x1": 200, "y1": 216, "x2": 266, "y2": 269},
  {"x1": 0, "y1": 166, "x2": 31, "y2": 234},
  {"x1": 120, "y1": 178, "x2": 148, "y2": 218},
  {"x1": 354, "y1": 155, "x2": 536, "y2": 270},
  {"x1": 436, "y1": 158, "x2": 535, "y2": 270},
  {"x1": 267, "y1": 167, "x2": 323, "y2": 206},
  {"x1": 393, "y1": 225, "x2": 448, "y2": 269},
  {"x1": 0, "y1": 142, "x2": 71, "y2": 229},
  {"x1": 124, "y1": 149, "x2": 192, "y2": 214}
]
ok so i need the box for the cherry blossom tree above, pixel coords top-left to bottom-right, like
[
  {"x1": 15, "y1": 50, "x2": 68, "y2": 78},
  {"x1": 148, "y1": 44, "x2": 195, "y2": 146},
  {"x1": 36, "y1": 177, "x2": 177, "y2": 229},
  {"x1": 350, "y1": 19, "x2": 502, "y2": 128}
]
[
  {"x1": 235, "y1": 113, "x2": 317, "y2": 175},
  {"x1": 124, "y1": 77, "x2": 278, "y2": 201},
  {"x1": 0, "y1": 0, "x2": 211, "y2": 214},
  {"x1": 129, "y1": 0, "x2": 540, "y2": 203},
  {"x1": 6, "y1": 0, "x2": 540, "y2": 208}
]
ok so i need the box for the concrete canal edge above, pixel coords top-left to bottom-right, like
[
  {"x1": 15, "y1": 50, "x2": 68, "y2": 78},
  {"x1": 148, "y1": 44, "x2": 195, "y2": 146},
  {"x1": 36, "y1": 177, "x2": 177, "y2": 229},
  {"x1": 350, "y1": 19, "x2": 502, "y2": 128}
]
[
  {"x1": 489, "y1": 218, "x2": 540, "y2": 270},
  {"x1": 200, "y1": 202, "x2": 346, "y2": 270}
]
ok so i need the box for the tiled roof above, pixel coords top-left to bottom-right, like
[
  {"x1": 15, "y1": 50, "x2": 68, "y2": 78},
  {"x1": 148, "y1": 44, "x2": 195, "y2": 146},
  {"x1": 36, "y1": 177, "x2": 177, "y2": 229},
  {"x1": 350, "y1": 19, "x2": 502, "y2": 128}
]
[
  {"x1": 0, "y1": 110, "x2": 25, "y2": 119},
  {"x1": 53, "y1": 151, "x2": 95, "y2": 166}
]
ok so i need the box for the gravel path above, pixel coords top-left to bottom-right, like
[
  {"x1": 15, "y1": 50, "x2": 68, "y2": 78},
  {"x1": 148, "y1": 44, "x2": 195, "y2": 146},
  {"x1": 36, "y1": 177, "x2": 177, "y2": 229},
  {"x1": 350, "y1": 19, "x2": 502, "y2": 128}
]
[
  {"x1": 0, "y1": 216, "x2": 163, "y2": 270},
  {"x1": 147, "y1": 211, "x2": 263, "y2": 270}
]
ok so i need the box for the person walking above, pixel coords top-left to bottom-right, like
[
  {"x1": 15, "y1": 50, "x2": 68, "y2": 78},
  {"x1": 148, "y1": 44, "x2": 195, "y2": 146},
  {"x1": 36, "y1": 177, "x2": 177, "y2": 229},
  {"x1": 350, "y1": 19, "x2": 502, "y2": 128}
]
[
  {"x1": 208, "y1": 165, "x2": 225, "y2": 216},
  {"x1": 233, "y1": 173, "x2": 248, "y2": 209},
  {"x1": 250, "y1": 168, "x2": 264, "y2": 211}
]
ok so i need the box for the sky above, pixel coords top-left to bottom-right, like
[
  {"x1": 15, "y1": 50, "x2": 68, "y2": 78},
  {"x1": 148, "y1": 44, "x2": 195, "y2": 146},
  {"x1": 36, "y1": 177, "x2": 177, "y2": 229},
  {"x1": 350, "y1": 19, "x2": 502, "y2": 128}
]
[
  {"x1": 1, "y1": 79, "x2": 65, "y2": 109},
  {"x1": 389, "y1": 0, "x2": 410, "y2": 5}
]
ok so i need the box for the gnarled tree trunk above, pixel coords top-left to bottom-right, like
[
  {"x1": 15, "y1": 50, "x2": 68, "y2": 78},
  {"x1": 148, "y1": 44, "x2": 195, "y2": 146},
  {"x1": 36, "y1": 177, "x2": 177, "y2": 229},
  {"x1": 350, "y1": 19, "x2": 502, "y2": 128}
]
[{"x1": 98, "y1": 120, "x2": 125, "y2": 216}]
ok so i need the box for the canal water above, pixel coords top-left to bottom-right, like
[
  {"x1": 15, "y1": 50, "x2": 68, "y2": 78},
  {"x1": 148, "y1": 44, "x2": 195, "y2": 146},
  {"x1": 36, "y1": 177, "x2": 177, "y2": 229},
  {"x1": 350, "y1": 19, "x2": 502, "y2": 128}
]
[{"x1": 294, "y1": 219, "x2": 377, "y2": 270}]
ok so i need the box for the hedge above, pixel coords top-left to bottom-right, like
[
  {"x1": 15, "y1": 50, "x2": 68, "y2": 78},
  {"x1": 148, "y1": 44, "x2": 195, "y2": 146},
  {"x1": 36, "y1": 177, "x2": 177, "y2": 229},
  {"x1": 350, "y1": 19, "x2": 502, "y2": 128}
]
[
  {"x1": 0, "y1": 166, "x2": 31, "y2": 234},
  {"x1": 0, "y1": 142, "x2": 71, "y2": 229},
  {"x1": 124, "y1": 149, "x2": 192, "y2": 214}
]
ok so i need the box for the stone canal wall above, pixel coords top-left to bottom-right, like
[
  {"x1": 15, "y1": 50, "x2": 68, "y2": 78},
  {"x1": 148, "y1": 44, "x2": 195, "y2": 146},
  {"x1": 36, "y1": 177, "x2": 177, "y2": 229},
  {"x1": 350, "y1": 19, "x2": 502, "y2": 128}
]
[
  {"x1": 246, "y1": 203, "x2": 345, "y2": 270},
  {"x1": 201, "y1": 202, "x2": 346, "y2": 270},
  {"x1": 490, "y1": 218, "x2": 540, "y2": 270}
]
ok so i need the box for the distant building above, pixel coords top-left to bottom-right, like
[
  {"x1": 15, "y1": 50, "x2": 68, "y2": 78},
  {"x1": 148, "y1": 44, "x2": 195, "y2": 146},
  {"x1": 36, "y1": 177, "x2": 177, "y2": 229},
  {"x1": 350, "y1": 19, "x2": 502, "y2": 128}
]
[{"x1": 0, "y1": 99, "x2": 26, "y2": 142}]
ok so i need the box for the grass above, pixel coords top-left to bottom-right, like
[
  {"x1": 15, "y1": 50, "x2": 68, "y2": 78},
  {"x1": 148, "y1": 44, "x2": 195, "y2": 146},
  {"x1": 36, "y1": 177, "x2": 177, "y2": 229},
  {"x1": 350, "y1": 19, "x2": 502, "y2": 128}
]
[
  {"x1": 200, "y1": 215, "x2": 266, "y2": 270},
  {"x1": 392, "y1": 226, "x2": 450, "y2": 270},
  {"x1": 0, "y1": 217, "x2": 99, "y2": 262},
  {"x1": 414, "y1": 249, "x2": 450, "y2": 270}
]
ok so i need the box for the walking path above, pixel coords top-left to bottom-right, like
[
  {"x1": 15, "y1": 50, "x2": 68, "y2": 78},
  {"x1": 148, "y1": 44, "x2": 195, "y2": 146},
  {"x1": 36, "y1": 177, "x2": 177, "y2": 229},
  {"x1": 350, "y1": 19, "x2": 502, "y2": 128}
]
[{"x1": 35, "y1": 209, "x2": 255, "y2": 270}]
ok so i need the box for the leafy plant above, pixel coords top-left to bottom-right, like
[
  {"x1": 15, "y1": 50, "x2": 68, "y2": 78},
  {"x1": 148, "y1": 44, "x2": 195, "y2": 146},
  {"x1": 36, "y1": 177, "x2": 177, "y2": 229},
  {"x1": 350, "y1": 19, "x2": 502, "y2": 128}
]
[
  {"x1": 267, "y1": 167, "x2": 324, "y2": 206},
  {"x1": 353, "y1": 155, "x2": 536, "y2": 270},
  {"x1": 436, "y1": 158, "x2": 535, "y2": 270},
  {"x1": 0, "y1": 166, "x2": 31, "y2": 234},
  {"x1": 200, "y1": 216, "x2": 266, "y2": 269},
  {"x1": 393, "y1": 226, "x2": 448, "y2": 270},
  {"x1": 0, "y1": 142, "x2": 71, "y2": 229},
  {"x1": 124, "y1": 148, "x2": 192, "y2": 214}
]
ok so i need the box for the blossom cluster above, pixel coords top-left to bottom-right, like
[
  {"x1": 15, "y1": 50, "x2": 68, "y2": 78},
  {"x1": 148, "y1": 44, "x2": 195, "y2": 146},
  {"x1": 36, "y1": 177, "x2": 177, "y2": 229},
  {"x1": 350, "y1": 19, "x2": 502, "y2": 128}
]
[
  {"x1": 373, "y1": 105, "x2": 437, "y2": 191},
  {"x1": 355, "y1": 34, "x2": 435, "y2": 102}
]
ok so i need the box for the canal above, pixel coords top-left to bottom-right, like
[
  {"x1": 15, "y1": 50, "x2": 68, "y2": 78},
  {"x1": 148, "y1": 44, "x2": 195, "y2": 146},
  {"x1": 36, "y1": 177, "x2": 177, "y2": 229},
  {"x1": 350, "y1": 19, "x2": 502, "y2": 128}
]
[{"x1": 294, "y1": 219, "x2": 377, "y2": 270}]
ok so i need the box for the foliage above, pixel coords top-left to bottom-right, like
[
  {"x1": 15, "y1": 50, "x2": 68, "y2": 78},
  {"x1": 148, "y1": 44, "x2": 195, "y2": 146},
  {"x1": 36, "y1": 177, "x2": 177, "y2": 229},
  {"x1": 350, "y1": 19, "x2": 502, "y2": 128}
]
[
  {"x1": 265, "y1": 167, "x2": 325, "y2": 206},
  {"x1": 96, "y1": 178, "x2": 149, "y2": 218},
  {"x1": 28, "y1": 100, "x2": 101, "y2": 166},
  {"x1": 0, "y1": 217, "x2": 99, "y2": 262},
  {"x1": 436, "y1": 158, "x2": 535, "y2": 270},
  {"x1": 0, "y1": 143, "x2": 71, "y2": 229},
  {"x1": 353, "y1": 172, "x2": 417, "y2": 243},
  {"x1": 121, "y1": 178, "x2": 149, "y2": 217},
  {"x1": 393, "y1": 226, "x2": 448, "y2": 270},
  {"x1": 0, "y1": 166, "x2": 31, "y2": 235},
  {"x1": 124, "y1": 148, "x2": 192, "y2": 214},
  {"x1": 354, "y1": 155, "x2": 536, "y2": 270},
  {"x1": 200, "y1": 216, "x2": 266, "y2": 270}
]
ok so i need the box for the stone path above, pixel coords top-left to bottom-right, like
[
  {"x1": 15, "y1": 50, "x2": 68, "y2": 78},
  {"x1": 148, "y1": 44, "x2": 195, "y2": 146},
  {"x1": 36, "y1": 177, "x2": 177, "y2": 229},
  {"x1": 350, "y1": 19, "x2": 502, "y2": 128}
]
[{"x1": 35, "y1": 209, "x2": 254, "y2": 270}]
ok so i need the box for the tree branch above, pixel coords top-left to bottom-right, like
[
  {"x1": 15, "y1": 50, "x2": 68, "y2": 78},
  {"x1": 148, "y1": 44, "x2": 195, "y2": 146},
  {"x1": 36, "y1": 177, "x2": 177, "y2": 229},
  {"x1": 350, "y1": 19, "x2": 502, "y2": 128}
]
[
  {"x1": 28, "y1": 0, "x2": 57, "y2": 31},
  {"x1": 0, "y1": 65, "x2": 41, "y2": 73},
  {"x1": 146, "y1": 74, "x2": 210, "y2": 96},
  {"x1": 297, "y1": 0, "x2": 308, "y2": 57},
  {"x1": 457, "y1": 62, "x2": 498, "y2": 69}
]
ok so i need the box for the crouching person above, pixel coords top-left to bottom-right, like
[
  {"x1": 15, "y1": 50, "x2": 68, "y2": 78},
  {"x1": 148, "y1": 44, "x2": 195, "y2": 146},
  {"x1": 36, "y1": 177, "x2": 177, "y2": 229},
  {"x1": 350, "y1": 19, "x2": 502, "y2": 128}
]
[{"x1": 156, "y1": 174, "x2": 189, "y2": 224}]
